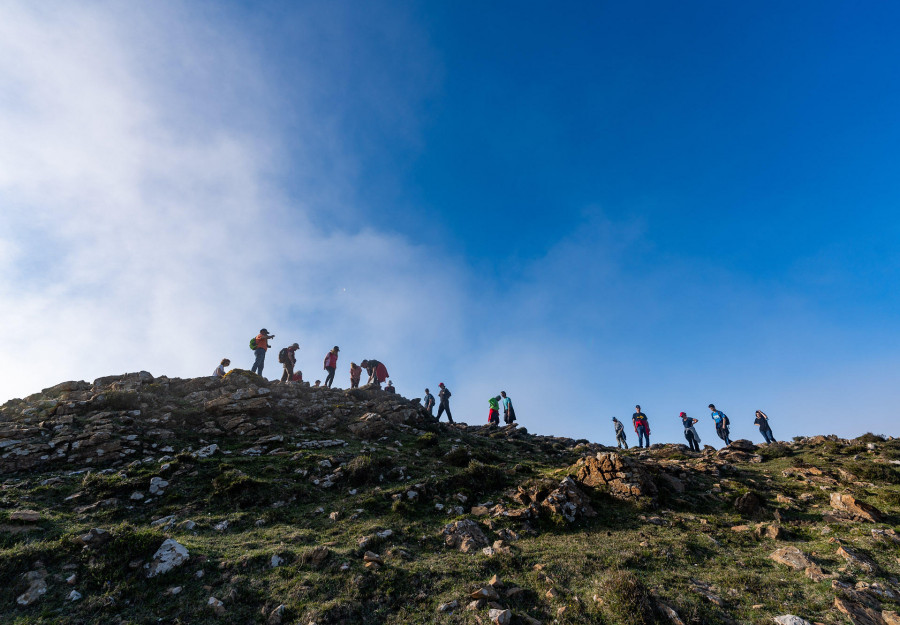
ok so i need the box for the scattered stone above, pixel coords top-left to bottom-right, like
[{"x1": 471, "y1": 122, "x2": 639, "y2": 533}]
[
  {"x1": 773, "y1": 615, "x2": 812, "y2": 625},
  {"x1": 488, "y1": 608, "x2": 512, "y2": 625},
  {"x1": 130, "y1": 491, "x2": 144, "y2": 501},
  {"x1": 67, "y1": 589, "x2": 82, "y2": 601},
  {"x1": 437, "y1": 599, "x2": 459, "y2": 612},
  {"x1": 9, "y1": 510, "x2": 41, "y2": 522},
  {"x1": 208, "y1": 596, "x2": 226, "y2": 616},
  {"x1": 145, "y1": 539, "x2": 190, "y2": 577},
  {"x1": 271, "y1": 554, "x2": 284, "y2": 568},
  {"x1": 76, "y1": 527, "x2": 112, "y2": 549},
  {"x1": 16, "y1": 571, "x2": 48, "y2": 606},
  {"x1": 471, "y1": 586, "x2": 500, "y2": 601},
  {"x1": 442, "y1": 519, "x2": 489, "y2": 553},
  {"x1": 363, "y1": 551, "x2": 383, "y2": 565},
  {"x1": 690, "y1": 579, "x2": 724, "y2": 607},
  {"x1": 769, "y1": 546, "x2": 814, "y2": 571},
  {"x1": 194, "y1": 444, "x2": 219, "y2": 458},
  {"x1": 213, "y1": 520, "x2": 229, "y2": 531},
  {"x1": 734, "y1": 492, "x2": 764, "y2": 515},
  {"x1": 167, "y1": 586, "x2": 183, "y2": 595},
  {"x1": 268, "y1": 604, "x2": 286, "y2": 625},
  {"x1": 872, "y1": 528, "x2": 900, "y2": 545}
]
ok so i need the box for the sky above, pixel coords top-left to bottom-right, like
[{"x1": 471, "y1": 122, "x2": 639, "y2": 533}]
[{"x1": 1, "y1": 1, "x2": 898, "y2": 446}]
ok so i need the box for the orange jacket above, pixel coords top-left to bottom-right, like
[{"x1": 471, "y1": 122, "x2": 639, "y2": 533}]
[{"x1": 255, "y1": 334, "x2": 269, "y2": 350}]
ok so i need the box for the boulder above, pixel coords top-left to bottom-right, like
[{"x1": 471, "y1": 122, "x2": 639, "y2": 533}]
[
  {"x1": 9, "y1": 510, "x2": 41, "y2": 522},
  {"x1": 574, "y1": 452, "x2": 658, "y2": 501},
  {"x1": 837, "y1": 545, "x2": 879, "y2": 574},
  {"x1": 834, "y1": 597, "x2": 885, "y2": 625},
  {"x1": 830, "y1": 493, "x2": 882, "y2": 523},
  {"x1": 734, "y1": 492, "x2": 764, "y2": 516}
]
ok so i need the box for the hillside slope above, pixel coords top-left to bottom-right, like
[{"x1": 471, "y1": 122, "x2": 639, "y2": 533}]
[{"x1": 1, "y1": 371, "x2": 899, "y2": 625}]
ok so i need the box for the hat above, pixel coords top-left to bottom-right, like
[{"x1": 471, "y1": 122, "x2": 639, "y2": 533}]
[
  {"x1": 439, "y1": 382, "x2": 444, "y2": 387},
  {"x1": 611, "y1": 417, "x2": 617, "y2": 421},
  {"x1": 679, "y1": 412, "x2": 686, "y2": 417},
  {"x1": 291, "y1": 343, "x2": 300, "y2": 349},
  {"x1": 260, "y1": 328, "x2": 269, "y2": 334},
  {"x1": 333, "y1": 346, "x2": 340, "y2": 351}
]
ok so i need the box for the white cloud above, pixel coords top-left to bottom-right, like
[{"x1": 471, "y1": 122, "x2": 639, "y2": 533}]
[{"x1": 0, "y1": 1, "x2": 466, "y2": 401}]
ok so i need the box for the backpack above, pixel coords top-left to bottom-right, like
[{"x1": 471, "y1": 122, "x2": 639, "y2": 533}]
[
  {"x1": 249, "y1": 337, "x2": 258, "y2": 350},
  {"x1": 278, "y1": 348, "x2": 288, "y2": 364},
  {"x1": 721, "y1": 413, "x2": 730, "y2": 426}
]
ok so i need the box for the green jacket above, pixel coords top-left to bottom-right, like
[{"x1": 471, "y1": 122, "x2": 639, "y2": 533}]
[{"x1": 488, "y1": 397, "x2": 500, "y2": 411}]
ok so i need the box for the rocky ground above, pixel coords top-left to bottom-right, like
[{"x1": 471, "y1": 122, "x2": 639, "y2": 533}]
[{"x1": 1, "y1": 371, "x2": 899, "y2": 624}]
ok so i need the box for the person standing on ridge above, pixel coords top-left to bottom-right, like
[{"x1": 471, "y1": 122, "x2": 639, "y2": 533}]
[
  {"x1": 632, "y1": 405, "x2": 650, "y2": 448},
  {"x1": 500, "y1": 391, "x2": 516, "y2": 424},
  {"x1": 213, "y1": 358, "x2": 230, "y2": 378},
  {"x1": 385, "y1": 380, "x2": 396, "y2": 394},
  {"x1": 250, "y1": 328, "x2": 275, "y2": 376},
  {"x1": 437, "y1": 383, "x2": 453, "y2": 423},
  {"x1": 488, "y1": 396, "x2": 501, "y2": 426},
  {"x1": 360, "y1": 359, "x2": 389, "y2": 388},
  {"x1": 349, "y1": 362, "x2": 362, "y2": 389},
  {"x1": 323, "y1": 346, "x2": 339, "y2": 388},
  {"x1": 754, "y1": 410, "x2": 776, "y2": 443},
  {"x1": 709, "y1": 404, "x2": 732, "y2": 445},
  {"x1": 279, "y1": 342, "x2": 300, "y2": 383},
  {"x1": 612, "y1": 417, "x2": 628, "y2": 449},
  {"x1": 423, "y1": 388, "x2": 436, "y2": 416},
  {"x1": 680, "y1": 412, "x2": 701, "y2": 452}
]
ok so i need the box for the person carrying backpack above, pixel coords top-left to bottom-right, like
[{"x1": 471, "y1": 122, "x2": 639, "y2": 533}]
[
  {"x1": 323, "y1": 346, "x2": 339, "y2": 388},
  {"x1": 349, "y1": 363, "x2": 362, "y2": 389},
  {"x1": 437, "y1": 383, "x2": 453, "y2": 423},
  {"x1": 385, "y1": 380, "x2": 396, "y2": 394},
  {"x1": 488, "y1": 396, "x2": 501, "y2": 426},
  {"x1": 632, "y1": 405, "x2": 650, "y2": 448},
  {"x1": 500, "y1": 391, "x2": 516, "y2": 424},
  {"x1": 279, "y1": 343, "x2": 300, "y2": 383},
  {"x1": 708, "y1": 403, "x2": 732, "y2": 445},
  {"x1": 754, "y1": 410, "x2": 776, "y2": 443},
  {"x1": 250, "y1": 328, "x2": 275, "y2": 376},
  {"x1": 423, "y1": 388, "x2": 436, "y2": 416},
  {"x1": 612, "y1": 417, "x2": 628, "y2": 449},
  {"x1": 680, "y1": 412, "x2": 701, "y2": 452}
]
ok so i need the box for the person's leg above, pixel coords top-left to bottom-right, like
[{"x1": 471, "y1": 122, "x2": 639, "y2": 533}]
[
  {"x1": 764, "y1": 427, "x2": 775, "y2": 443},
  {"x1": 325, "y1": 367, "x2": 335, "y2": 387},
  {"x1": 437, "y1": 403, "x2": 445, "y2": 421},
  {"x1": 445, "y1": 402, "x2": 453, "y2": 423},
  {"x1": 252, "y1": 348, "x2": 265, "y2": 375}
]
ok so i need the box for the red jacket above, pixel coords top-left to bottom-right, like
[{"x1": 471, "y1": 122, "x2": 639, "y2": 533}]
[
  {"x1": 324, "y1": 351, "x2": 338, "y2": 368},
  {"x1": 634, "y1": 418, "x2": 650, "y2": 435}
]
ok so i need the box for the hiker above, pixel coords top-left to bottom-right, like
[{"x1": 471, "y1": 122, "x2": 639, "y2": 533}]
[
  {"x1": 423, "y1": 388, "x2": 436, "y2": 416},
  {"x1": 360, "y1": 359, "x2": 389, "y2": 388},
  {"x1": 349, "y1": 362, "x2": 362, "y2": 389},
  {"x1": 437, "y1": 383, "x2": 453, "y2": 423},
  {"x1": 709, "y1": 404, "x2": 732, "y2": 445},
  {"x1": 612, "y1": 417, "x2": 628, "y2": 449},
  {"x1": 754, "y1": 410, "x2": 776, "y2": 443},
  {"x1": 314, "y1": 380, "x2": 321, "y2": 387},
  {"x1": 291, "y1": 372, "x2": 303, "y2": 383},
  {"x1": 632, "y1": 405, "x2": 650, "y2": 448},
  {"x1": 500, "y1": 391, "x2": 516, "y2": 424},
  {"x1": 213, "y1": 358, "x2": 230, "y2": 378},
  {"x1": 279, "y1": 343, "x2": 300, "y2": 383},
  {"x1": 488, "y1": 396, "x2": 501, "y2": 426},
  {"x1": 250, "y1": 328, "x2": 275, "y2": 376},
  {"x1": 680, "y1": 412, "x2": 701, "y2": 452},
  {"x1": 323, "y1": 346, "x2": 339, "y2": 388},
  {"x1": 385, "y1": 380, "x2": 396, "y2": 394}
]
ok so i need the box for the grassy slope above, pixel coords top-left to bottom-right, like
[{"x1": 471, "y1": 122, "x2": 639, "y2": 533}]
[{"x1": 1, "y1": 419, "x2": 899, "y2": 625}]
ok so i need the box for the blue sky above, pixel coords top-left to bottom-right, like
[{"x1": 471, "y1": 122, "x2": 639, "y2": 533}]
[{"x1": 1, "y1": 1, "x2": 898, "y2": 445}]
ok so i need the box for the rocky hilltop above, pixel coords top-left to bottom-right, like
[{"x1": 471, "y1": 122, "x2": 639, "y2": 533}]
[{"x1": 1, "y1": 371, "x2": 899, "y2": 625}]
